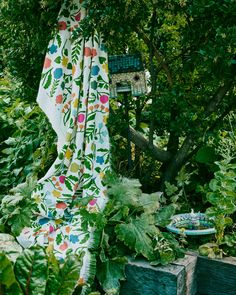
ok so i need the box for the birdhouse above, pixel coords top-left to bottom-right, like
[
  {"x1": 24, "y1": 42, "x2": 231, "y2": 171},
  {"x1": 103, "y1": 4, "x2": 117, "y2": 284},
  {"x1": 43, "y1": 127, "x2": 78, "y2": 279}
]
[{"x1": 108, "y1": 54, "x2": 147, "y2": 98}]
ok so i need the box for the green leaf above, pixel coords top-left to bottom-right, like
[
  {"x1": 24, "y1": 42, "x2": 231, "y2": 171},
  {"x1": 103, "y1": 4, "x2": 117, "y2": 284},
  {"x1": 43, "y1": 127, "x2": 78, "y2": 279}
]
[
  {"x1": 196, "y1": 146, "x2": 216, "y2": 163},
  {"x1": 56, "y1": 255, "x2": 82, "y2": 295},
  {"x1": 0, "y1": 253, "x2": 18, "y2": 289},
  {"x1": 65, "y1": 179, "x2": 73, "y2": 191},
  {"x1": 45, "y1": 250, "x2": 60, "y2": 295},
  {"x1": 155, "y1": 204, "x2": 176, "y2": 227},
  {"x1": 14, "y1": 247, "x2": 48, "y2": 295},
  {"x1": 96, "y1": 257, "x2": 127, "y2": 294},
  {"x1": 138, "y1": 193, "x2": 160, "y2": 213},
  {"x1": 115, "y1": 214, "x2": 158, "y2": 261}
]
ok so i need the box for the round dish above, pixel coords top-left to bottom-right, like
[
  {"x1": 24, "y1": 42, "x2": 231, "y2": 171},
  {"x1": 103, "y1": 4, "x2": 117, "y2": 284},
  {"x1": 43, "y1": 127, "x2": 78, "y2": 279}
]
[{"x1": 166, "y1": 213, "x2": 216, "y2": 236}]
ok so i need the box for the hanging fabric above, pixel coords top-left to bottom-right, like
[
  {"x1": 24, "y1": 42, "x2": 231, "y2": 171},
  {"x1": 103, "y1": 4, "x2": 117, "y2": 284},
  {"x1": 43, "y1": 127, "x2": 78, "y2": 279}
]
[{"x1": 17, "y1": 0, "x2": 110, "y2": 288}]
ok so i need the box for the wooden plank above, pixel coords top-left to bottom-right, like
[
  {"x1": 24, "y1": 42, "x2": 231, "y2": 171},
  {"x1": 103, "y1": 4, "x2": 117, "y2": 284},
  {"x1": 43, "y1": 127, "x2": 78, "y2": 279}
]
[
  {"x1": 120, "y1": 258, "x2": 186, "y2": 295},
  {"x1": 173, "y1": 254, "x2": 198, "y2": 295},
  {"x1": 197, "y1": 255, "x2": 236, "y2": 295}
]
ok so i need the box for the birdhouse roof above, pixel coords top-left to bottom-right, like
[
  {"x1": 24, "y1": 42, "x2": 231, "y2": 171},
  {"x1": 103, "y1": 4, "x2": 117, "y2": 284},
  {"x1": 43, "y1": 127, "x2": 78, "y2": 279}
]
[{"x1": 108, "y1": 54, "x2": 144, "y2": 74}]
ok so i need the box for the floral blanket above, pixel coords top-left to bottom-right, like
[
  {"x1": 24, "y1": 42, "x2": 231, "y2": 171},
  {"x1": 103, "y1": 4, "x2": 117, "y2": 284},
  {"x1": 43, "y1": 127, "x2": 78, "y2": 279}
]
[{"x1": 17, "y1": 0, "x2": 110, "y2": 287}]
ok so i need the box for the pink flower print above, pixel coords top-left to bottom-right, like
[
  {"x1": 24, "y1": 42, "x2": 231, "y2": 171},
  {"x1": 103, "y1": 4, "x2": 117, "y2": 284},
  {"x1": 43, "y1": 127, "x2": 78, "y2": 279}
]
[
  {"x1": 58, "y1": 21, "x2": 67, "y2": 30},
  {"x1": 59, "y1": 175, "x2": 66, "y2": 184},
  {"x1": 44, "y1": 58, "x2": 51, "y2": 69},
  {"x1": 75, "y1": 12, "x2": 81, "y2": 21},
  {"x1": 56, "y1": 202, "x2": 67, "y2": 209},
  {"x1": 100, "y1": 95, "x2": 109, "y2": 104},
  {"x1": 49, "y1": 225, "x2": 54, "y2": 233},
  {"x1": 92, "y1": 48, "x2": 97, "y2": 57},
  {"x1": 84, "y1": 47, "x2": 92, "y2": 57},
  {"x1": 89, "y1": 199, "x2": 97, "y2": 206},
  {"x1": 56, "y1": 94, "x2": 63, "y2": 104},
  {"x1": 78, "y1": 113, "x2": 85, "y2": 123},
  {"x1": 59, "y1": 242, "x2": 68, "y2": 251}
]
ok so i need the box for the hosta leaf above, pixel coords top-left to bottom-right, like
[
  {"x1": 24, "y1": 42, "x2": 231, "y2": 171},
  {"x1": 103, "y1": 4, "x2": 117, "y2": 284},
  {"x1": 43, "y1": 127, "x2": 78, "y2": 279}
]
[
  {"x1": 14, "y1": 247, "x2": 48, "y2": 295},
  {"x1": 96, "y1": 257, "x2": 127, "y2": 294},
  {"x1": 56, "y1": 255, "x2": 82, "y2": 295},
  {"x1": 8, "y1": 207, "x2": 33, "y2": 236},
  {"x1": 115, "y1": 214, "x2": 158, "y2": 261}
]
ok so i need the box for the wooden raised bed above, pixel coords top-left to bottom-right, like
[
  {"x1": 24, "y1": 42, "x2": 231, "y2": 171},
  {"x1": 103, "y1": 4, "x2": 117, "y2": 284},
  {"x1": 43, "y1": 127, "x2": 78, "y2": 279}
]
[{"x1": 120, "y1": 253, "x2": 236, "y2": 295}]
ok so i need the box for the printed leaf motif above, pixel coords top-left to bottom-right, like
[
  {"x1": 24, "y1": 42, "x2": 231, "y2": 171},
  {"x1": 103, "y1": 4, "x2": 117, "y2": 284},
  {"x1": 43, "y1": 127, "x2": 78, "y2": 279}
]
[
  {"x1": 14, "y1": 247, "x2": 48, "y2": 295},
  {"x1": 44, "y1": 73, "x2": 52, "y2": 89},
  {"x1": 65, "y1": 179, "x2": 73, "y2": 191},
  {"x1": 115, "y1": 213, "x2": 158, "y2": 261}
]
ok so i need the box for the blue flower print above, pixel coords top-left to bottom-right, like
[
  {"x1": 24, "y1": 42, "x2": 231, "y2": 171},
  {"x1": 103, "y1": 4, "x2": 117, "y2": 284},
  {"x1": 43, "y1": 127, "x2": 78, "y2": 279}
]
[
  {"x1": 69, "y1": 235, "x2": 79, "y2": 244},
  {"x1": 96, "y1": 156, "x2": 104, "y2": 165},
  {"x1": 38, "y1": 217, "x2": 50, "y2": 225},
  {"x1": 91, "y1": 65, "x2": 100, "y2": 76},
  {"x1": 100, "y1": 43, "x2": 107, "y2": 52},
  {"x1": 54, "y1": 68, "x2": 63, "y2": 79},
  {"x1": 49, "y1": 44, "x2": 58, "y2": 54}
]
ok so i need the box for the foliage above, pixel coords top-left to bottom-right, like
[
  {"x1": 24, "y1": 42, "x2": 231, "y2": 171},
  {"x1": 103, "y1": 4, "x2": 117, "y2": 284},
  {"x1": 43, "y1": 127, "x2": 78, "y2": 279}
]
[
  {"x1": 198, "y1": 118, "x2": 236, "y2": 258},
  {"x1": 0, "y1": 178, "x2": 37, "y2": 235},
  {"x1": 0, "y1": 0, "x2": 61, "y2": 100},
  {"x1": 92, "y1": 175, "x2": 184, "y2": 294},
  {"x1": 0, "y1": 78, "x2": 57, "y2": 201},
  {"x1": 0, "y1": 246, "x2": 82, "y2": 295}
]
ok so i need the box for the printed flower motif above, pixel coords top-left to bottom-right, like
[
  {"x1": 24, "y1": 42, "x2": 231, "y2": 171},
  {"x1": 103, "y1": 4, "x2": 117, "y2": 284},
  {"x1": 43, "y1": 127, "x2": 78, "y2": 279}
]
[
  {"x1": 52, "y1": 190, "x2": 61, "y2": 198},
  {"x1": 58, "y1": 21, "x2": 67, "y2": 30},
  {"x1": 45, "y1": 193, "x2": 57, "y2": 207},
  {"x1": 72, "y1": 65, "x2": 76, "y2": 76},
  {"x1": 70, "y1": 163, "x2": 79, "y2": 172},
  {"x1": 62, "y1": 56, "x2": 69, "y2": 67},
  {"x1": 92, "y1": 48, "x2": 97, "y2": 57},
  {"x1": 84, "y1": 47, "x2": 92, "y2": 57},
  {"x1": 89, "y1": 199, "x2": 97, "y2": 206},
  {"x1": 56, "y1": 94, "x2": 63, "y2": 104},
  {"x1": 44, "y1": 58, "x2": 52, "y2": 69},
  {"x1": 49, "y1": 225, "x2": 54, "y2": 233},
  {"x1": 65, "y1": 149, "x2": 72, "y2": 160},
  {"x1": 54, "y1": 68, "x2": 63, "y2": 79},
  {"x1": 59, "y1": 175, "x2": 66, "y2": 184},
  {"x1": 74, "y1": 12, "x2": 81, "y2": 21},
  {"x1": 38, "y1": 218, "x2": 50, "y2": 225},
  {"x1": 78, "y1": 114, "x2": 85, "y2": 123},
  {"x1": 59, "y1": 242, "x2": 68, "y2": 251},
  {"x1": 96, "y1": 156, "x2": 105, "y2": 165},
  {"x1": 100, "y1": 43, "x2": 107, "y2": 52},
  {"x1": 102, "y1": 63, "x2": 108, "y2": 73},
  {"x1": 91, "y1": 65, "x2": 100, "y2": 76},
  {"x1": 56, "y1": 202, "x2": 67, "y2": 209},
  {"x1": 100, "y1": 95, "x2": 109, "y2": 104},
  {"x1": 69, "y1": 234, "x2": 79, "y2": 244},
  {"x1": 49, "y1": 44, "x2": 58, "y2": 54}
]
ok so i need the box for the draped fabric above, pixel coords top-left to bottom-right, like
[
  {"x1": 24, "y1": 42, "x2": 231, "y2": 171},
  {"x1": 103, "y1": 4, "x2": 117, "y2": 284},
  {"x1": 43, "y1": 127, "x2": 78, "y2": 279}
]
[{"x1": 17, "y1": 0, "x2": 110, "y2": 285}]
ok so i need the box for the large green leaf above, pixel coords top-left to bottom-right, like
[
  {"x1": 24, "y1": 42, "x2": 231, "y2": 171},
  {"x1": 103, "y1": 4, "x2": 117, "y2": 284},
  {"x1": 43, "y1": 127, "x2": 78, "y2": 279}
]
[
  {"x1": 0, "y1": 253, "x2": 17, "y2": 288},
  {"x1": 45, "y1": 250, "x2": 60, "y2": 295},
  {"x1": 14, "y1": 247, "x2": 48, "y2": 295},
  {"x1": 115, "y1": 214, "x2": 158, "y2": 261},
  {"x1": 96, "y1": 257, "x2": 127, "y2": 295},
  {"x1": 56, "y1": 255, "x2": 81, "y2": 295},
  {"x1": 138, "y1": 193, "x2": 160, "y2": 213},
  {"x1": 155, "y1": 204, "x2": 176, "y2": 227}
]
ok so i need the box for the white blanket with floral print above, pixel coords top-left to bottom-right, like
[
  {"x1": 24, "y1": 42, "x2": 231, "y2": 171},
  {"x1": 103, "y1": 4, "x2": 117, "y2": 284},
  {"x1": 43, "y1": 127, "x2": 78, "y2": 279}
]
[{"x1": 17, "y1": 0, "x2": 110, "y2": 286}]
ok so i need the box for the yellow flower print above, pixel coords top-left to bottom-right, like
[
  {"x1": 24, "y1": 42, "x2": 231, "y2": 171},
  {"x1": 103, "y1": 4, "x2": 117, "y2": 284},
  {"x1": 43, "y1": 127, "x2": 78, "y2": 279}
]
[
  {"x1": 66, "y1": 132, "x2": 72, "y2": 141},
  {"x1": 52, "y1": 190, "x2": 61, "y2": 198},
  {"x1": 102, "y1": 63, "x2": 108, "y2": 73},
  {"x1": 73, "y1": 98, "x2": 78, "y2": 108},
  {"x1": 70, "y1": 163, "x2": 79, "y2": 172},
  {"x1": 62, "y1": 56, "x2": 69, "y2": 67},
  {"x1": 65, "y1": 149, "x2": 72, "y2": 160},
  {"x1": 34, "y1": 194, "x2": 41, "y2": 204},
  {"x1": 55, "y1": 219, "x2": 63, "y2": 225},
  {"x1": 99, "y1": 171, "x2": 105, "y2": 178},
  {"x1": 103, "y1": 115, "x2": 108, "y2": 124}
]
